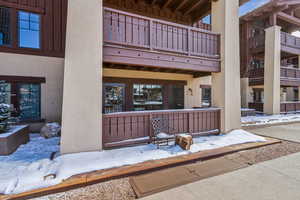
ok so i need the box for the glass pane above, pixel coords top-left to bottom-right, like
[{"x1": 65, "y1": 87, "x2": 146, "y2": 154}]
[
  {"x1": 169, "y1": 85, "x2": 184, "y2": 109},
  {"x1": 201, "y1": 88, "x2": 211, "y2": 107},
  {"x1": 18, "y1": 11, "x2": 40, "y2": 49},
  {"x1": 0, "y1": 7, "x2": 11, "y2": 46},
  {"x1": 18, "y1": 84, "x2": 41, "y2": 121},
  {"x1": 104, "y1": 83, "x2": 125, "y2": 114},
  {"x1": 0, "y1": 81, "x2": 11, "y2": 104},
  {"x1": 133, "y1": 84, "x2": 163, "y2": 111},
  {"x1": 19, "y1": 11, "x2": 29, "y2": 21}
]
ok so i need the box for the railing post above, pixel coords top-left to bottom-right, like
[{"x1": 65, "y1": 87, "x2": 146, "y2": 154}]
[
  {"x1": 188, "y1": 28, "x2": 192, "y2": 56},
  {"x1": 149, "y1": 19, "x2": 153, "y2": 50}
]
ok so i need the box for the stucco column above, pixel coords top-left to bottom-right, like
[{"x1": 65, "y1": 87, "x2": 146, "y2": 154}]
[
  {"x1": 298, "y1": 56, "x2": 300, "y2": 101},
  {"x1": 241, "y1": 78, "x2": 250, "y2": 108},
  {"x1": 264, "y1": 26, "x2": 281, "y2": 115},
  {"x1": 211, "y1": 0, "x2": 241, "y2": 132},
  {"x1": 61, "y1": 0, "x2": 103, "y2": 154}
]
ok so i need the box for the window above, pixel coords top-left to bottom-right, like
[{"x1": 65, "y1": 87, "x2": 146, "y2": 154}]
[
  {"x1": 18, "y1": 11, "x2": 40, "y2": 49},
  {"x1": 0, "y1": 81, "x2": 11, "y2": 104},
  {"x1": 133, "y1": 84, "x2": 163, "y2": 111},
  {"x1": 0, "y1": 7, "x2": 11, "y2": 46},
  {"x1": 103, "y1": 83, "x2": 125, "y2": 114},
  {"x1": 201, "y1": 87, "x2": 211, "y2": 107},
  {"x1": 0, "y1": 80, "x2": 41, "y2": 121},
  {"x1": 18, "y1": 84, "x2": 41, "y2": 121}
]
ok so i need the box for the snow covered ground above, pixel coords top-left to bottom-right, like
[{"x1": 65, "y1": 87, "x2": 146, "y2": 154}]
[
  {"x1": 0, "y1": 130, "x2": 266, "y2": 195},
  {"x1": 242, "y1": 113, "x2": 300, "y2": 126}
]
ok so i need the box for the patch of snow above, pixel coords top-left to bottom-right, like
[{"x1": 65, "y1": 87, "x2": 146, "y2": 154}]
[
  {"x1": 156, "y1": 133, "x2": 174, "y2": 139},
  {"x1": 0, "y1": 130, "x2": 265, "y2": 195},
  {"x1": 242, "y1": 113, "x2": 300, "y2": 126}
]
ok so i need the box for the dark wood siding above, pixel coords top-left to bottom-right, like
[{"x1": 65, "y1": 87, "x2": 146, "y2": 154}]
[{"x1": 0, "y1": 0, "x2": 67, "y2": 57}]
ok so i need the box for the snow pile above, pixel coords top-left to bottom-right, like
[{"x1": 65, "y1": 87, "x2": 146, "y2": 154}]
[
  {"x1": 242, "y1": 114, "x2": 300, "y2": 126},
  {"x1": 0, "y1": 130, "x2": 266, "y2": 195}
]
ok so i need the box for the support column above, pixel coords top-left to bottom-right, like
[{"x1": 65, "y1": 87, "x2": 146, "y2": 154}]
[
  {"x1": 298, "y1": 55, "x2": 300, "y2": 101},
  {"x1": 264, "y1": 26, "x2": 281, "y2": 115},
  {"x1": 211, "y1": 0, "x2": 241, "y2": 132},
  {"x1": 241, "y1": 78, "x2": 250, "y2": 108},
  {"x1": 61, "y1": 0, "x2": 103, "y2": 154}
]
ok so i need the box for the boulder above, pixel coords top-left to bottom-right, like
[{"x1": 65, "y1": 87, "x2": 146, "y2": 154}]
[{"x1": 40, "y1": 123, "x2": 61, "y2": 139}]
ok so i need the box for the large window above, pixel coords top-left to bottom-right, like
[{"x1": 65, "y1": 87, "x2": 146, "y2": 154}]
[
  {"x1": 0, "y1": 7, "x2": 10, "y2": 46},
  {"x1": 104, "y1": 83, "x2": 125, "y2": 114},
  {"x1": 133, "y1": 84, "x2": 163, "y2": 111},
  {"x1": 18, "y1": 84, "x2": 41, "y2": 121},
  {"x1": 18, "y1": 11, "x2": 40, "y2": 49},
  {"x1": 0, "y1": 80, "x2": 41, "y2": 121}
]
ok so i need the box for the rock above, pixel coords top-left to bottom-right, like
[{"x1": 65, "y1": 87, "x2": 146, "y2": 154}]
[{"x1": 40, "y1": 123, "x2": 61, "y2": 139}]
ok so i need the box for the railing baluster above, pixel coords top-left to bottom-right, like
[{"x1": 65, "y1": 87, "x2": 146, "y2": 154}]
[
  {"x1": 188, "y1": 28, "x2": 192, "y2": 56},
  {"x1": 149, "y1": 19, "x2": 153, "y2": 50}
]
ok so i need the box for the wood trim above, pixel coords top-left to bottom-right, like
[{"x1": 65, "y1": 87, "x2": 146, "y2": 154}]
[
  {"x1": 200, "y1": 84, "x2": 211, "y2": 89},
  {"x1": 0, "y1": 75, "x2": 46, "y2": 83},
  {"x1": 103, "y1": 77, "x2": 187, "y2": 85},
  {"x1": 0, "y1": 0, "x2": 45, "y2": 14}
]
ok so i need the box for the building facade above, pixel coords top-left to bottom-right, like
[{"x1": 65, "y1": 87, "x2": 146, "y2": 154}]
[
  {"x1": 0, "y1": 0, "x2": 242, "y2": 154},
  {"x1": 240, "y1": 0, "x2": 300, "y2": 114}
]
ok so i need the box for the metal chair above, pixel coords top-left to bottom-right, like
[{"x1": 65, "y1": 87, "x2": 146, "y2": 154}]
[{"x1": 151, "y1": 117, "x2": 175, "y2": 148}]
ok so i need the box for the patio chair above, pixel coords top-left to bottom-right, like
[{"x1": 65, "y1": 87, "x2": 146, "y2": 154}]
[{"x1": 151, "y1": 117, "x2": 175, "y2": 148}]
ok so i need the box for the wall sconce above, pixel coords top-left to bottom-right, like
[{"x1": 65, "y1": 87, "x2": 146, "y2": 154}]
[{"x1": 188, "y1": 88, "x2": 193, "y2": 96}]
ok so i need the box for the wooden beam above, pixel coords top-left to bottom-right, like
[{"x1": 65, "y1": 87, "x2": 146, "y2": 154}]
[
  {"x1": 152, "y1": 0, "x2": 158, "y2": 5},
  {"x1": 174, "y1": 0, "x2": 189, "y2": 11},
  {"x1": 162, "y1": 0, "x2": 173, "y2": 9},
  {"x1": 277, "y1": 11, "x2": 300, "y2": 27},
  {"x1": 276, "y1": 0, "x2": 300, "y2": 6},
  {"x1": 184, "y1": 0, "x2": 206, "y2": 16}
]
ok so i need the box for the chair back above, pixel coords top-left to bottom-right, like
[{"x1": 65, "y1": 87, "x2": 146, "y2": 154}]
[{"x1": 151, "y1": 117, "x2": 168, "y2": 136}]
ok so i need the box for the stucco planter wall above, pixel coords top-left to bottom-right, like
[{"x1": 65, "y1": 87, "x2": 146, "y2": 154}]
[{"x1": 0, "y1": 125, "x2": 30, "y2": 155}]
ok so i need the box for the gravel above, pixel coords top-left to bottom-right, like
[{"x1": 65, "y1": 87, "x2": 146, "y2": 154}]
[{"x1": 33, "y1": 141, "x2": 300, "y2": 200}]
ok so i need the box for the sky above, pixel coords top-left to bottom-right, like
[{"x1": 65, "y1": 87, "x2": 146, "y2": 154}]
[{"x1": 202, "y1": 0, "x2": 270, "y2": 24}]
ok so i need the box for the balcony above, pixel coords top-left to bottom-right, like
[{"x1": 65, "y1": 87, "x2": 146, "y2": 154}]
[
  {"x1": 281, "y1": 32, "x2": 300, "y2": 55},
  {"x1": 250, "y1": 32, "x2": 300, "y2": 55},
  {"x1": 281, "y1": 67, "x2": 300, "y2": 86},
  {"x1": 249, "y1": 67, "x2": 300, "y2": 86},
  {"x1": 103, "y1": 7, "x2": 221, "y2": 73},
  {"x1": 102, "y1": 108, "x2": 221, "y2": 148}
]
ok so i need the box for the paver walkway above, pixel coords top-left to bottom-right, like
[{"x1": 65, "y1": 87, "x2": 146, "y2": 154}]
[
  {"x1": 141, "y1": 152, "x2": 300, "y2": 200},
  {"x1": 142, "y1": 124, "x2": 300, "y2": 200},
  {"x1": 249, "y1": 123, "x2": 300, "y2": 143}
]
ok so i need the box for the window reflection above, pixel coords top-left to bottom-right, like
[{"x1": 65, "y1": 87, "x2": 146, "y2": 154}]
[
  {"x1": 18, "y1": 11, "x2": 40, "y2": 49},
  {"x1": 133, "y1": 84, "x2": 163, "y2": 111}
]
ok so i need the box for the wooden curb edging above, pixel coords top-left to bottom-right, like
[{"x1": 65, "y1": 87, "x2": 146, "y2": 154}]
[{"x1": 0, "y1": 138, "x2": 280, "y2": 200}]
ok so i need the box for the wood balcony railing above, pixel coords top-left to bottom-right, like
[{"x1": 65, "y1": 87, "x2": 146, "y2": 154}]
[
  {"x1": 281, "y1": 32, "x2": 300, "y2": 53},
  {"x1": 281, "y1": 67, "x2": 300, "y2": 79},
  {"x1": 103, "y1": 108, "x2": 221, "y2": 148},
  {"x1": 281, "y1": 102, "x2": 300, "y2": 113},
  {"x1": 103, "y1": 8, "x2": 220, "y2": 59}
]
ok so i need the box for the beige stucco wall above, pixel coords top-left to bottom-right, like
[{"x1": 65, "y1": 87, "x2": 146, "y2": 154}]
[
  {"x1": 60, "y1": 0, "x2": 103, "y2": 154},
  {"x1": 103, "y1": 68, "x2": 211, "y2": 109},
  {"x1": 0, "y1": 52, "x2": 64, "y2": 125},
  {"x1": 211, "y1": 0, "x2": 241, "y2": 132},
  {"x1": 264, "y1": 26, "x2": 281, "y2": 114}
]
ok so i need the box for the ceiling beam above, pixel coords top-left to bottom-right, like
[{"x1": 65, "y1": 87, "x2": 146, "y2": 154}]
[
  {"x1": 152, "y1": 0, "x2": 158, "y2": 6},
  {"x1": 162, "y1": 0, "x2": 173, "y2": 9},
  {"x1": 277, "y1": 11, "x2": 300, "y2": 27},
  {"x1": 174, "y1": 0, "x2": 189, "y2": 11},
  {"x1": 184, "y1": 0, "x2": 206, "y2": 16}
]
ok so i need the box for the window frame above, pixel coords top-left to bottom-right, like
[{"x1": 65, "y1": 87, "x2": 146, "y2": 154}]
[
  {"x1": 0, "y1": 6, "x2": 43, "y2": 52},
  {"x1": 0, "y1": 76, "x2": 45, "y2": 122},
  {"x1": 17, "y1": 10, "x2": 41, "y2": 49}
]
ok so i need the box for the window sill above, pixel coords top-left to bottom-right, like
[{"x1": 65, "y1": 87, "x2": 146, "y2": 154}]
[{"x1": 17, "y1": 119, "x2": 45, "y2": 124}]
